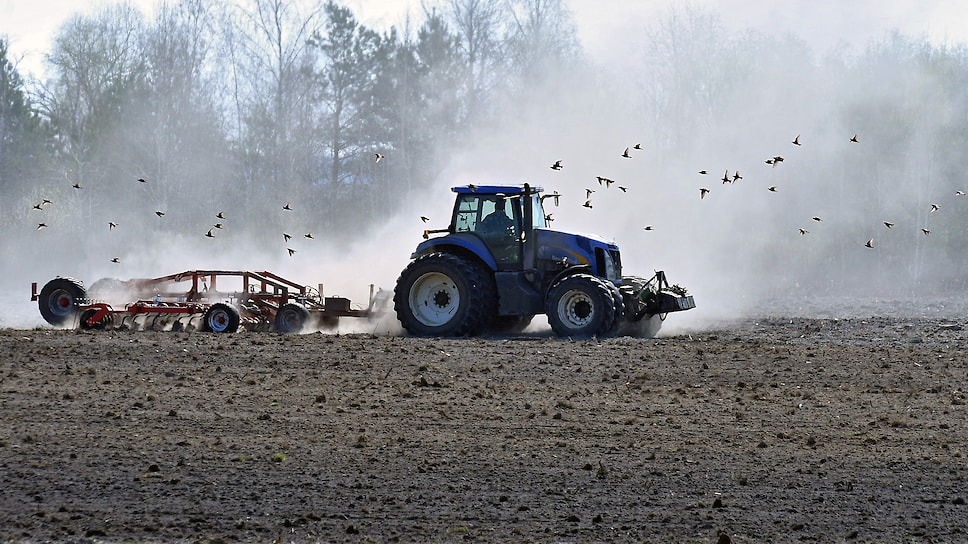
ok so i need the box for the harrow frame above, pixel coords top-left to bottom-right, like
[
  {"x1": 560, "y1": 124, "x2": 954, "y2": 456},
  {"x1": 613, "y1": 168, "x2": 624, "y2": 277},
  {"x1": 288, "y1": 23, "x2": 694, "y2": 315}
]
[{"x1": 32, "y1": 270, "x2": 373, "y2": 333}]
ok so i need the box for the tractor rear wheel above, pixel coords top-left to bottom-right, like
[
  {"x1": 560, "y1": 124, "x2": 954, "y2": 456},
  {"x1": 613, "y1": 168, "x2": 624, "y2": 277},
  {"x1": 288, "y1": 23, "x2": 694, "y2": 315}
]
[
  {"x1": 275, "y1": 303, "x2": 310, "y2": 333},
  {"x1": 394, "y1": 252, "x2": 496, "y2": 337},
  {"x1": 38, "y1": 277, "x2": 87, "y2": 326},
  {"x1": 545, "y1": 273, "x2": 616, "y2": 338},
  {"x1": 203, "y1": 303, "x2": 240, "y2": 333}
]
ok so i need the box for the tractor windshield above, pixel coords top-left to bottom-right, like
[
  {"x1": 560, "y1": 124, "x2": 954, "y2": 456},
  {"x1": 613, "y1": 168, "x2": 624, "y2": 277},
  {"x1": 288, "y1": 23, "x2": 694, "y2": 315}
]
[{"x1": 453, "y1": 193, "x2": 522, "y2": 267}]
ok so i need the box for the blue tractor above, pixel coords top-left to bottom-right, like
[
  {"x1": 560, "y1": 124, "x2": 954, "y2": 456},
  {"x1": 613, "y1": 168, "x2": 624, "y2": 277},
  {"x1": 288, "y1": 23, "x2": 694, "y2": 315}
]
[{"x1": 393, "y1": 184, "x2": 695, "y2": 337}]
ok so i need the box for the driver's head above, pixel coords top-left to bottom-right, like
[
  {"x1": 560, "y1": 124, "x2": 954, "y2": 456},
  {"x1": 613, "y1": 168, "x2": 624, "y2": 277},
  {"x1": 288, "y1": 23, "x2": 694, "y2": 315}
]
[{"x1": 494, "y1": 197, "x2": 506, "y2": 212}]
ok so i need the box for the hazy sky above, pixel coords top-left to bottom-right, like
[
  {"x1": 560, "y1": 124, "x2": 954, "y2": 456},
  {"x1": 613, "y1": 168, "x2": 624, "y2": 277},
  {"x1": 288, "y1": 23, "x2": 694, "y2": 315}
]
[{"x1": 3, "y1": 0, "x2": 968, "y2": 79}]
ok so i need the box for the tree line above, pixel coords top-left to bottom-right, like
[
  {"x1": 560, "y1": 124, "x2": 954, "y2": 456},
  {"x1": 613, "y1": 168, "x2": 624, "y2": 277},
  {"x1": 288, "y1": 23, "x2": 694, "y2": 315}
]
[{"x1": 3, "y1": 2, "x2": 968, "y2": 294}]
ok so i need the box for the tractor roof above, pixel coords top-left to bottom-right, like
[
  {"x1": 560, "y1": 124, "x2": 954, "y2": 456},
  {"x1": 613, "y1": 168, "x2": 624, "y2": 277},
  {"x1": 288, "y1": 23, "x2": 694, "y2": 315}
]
[{"x1": 451, "y1": 184, "x2": 543, "y2": 195}]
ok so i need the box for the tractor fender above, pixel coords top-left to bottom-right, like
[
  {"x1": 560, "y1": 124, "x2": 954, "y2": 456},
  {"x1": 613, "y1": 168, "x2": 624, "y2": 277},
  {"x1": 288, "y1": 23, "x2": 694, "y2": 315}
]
[
  {"x1": 545, "y1": 265, "x2": 594, "y2": 294},
  {"x1": 411, "y1": 233, "x2": 498, "y2": 271}
]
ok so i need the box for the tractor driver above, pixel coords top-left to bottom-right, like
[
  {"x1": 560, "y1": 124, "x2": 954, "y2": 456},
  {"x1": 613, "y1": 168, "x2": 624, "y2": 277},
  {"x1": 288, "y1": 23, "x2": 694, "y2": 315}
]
[
  {"x1": 479, "y1": 197, "x2": 516, "y2": 238},
  {"x1": 478, "y1": 197, "x2": 518, "y2": 264}
]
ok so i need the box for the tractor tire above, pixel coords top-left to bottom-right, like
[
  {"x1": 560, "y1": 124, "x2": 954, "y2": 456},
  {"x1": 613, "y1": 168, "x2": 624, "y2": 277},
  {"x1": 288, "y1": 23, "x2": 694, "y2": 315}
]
[
  {"x1": 394, "y1": 252, "x2": 496, "y2": 337},
  {"x1": 38, "y1": 277, "x2": 87, "y2": 326},
  {"x1": 275, "y1": 303, "x2": 310, "y2": 333},
  {"x1": 202, "y1": 303, "x2": 240, "y2": 333},
  {"x1": 544, "y1": 273, "x2": 616, "y2": 339}
]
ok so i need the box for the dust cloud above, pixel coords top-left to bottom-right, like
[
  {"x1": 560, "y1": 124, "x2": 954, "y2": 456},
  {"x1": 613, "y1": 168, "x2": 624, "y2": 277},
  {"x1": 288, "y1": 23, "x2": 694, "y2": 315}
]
[{"x1": 5, "y1": 2, "x2": 968, "y2": 333}]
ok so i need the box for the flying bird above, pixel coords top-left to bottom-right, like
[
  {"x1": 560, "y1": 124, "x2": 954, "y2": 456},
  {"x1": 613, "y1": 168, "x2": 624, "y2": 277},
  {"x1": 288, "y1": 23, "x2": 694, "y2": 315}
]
[
  {"x1": 283, "y1": 233, "x2": 292, "y2": 242},
  {"x1": 37, "y1": 223, "x2": 47, "y2": 230},
  {"x1": 214, "y1": 223, "x2": 223, "y2": 229},
  {"x1": 922, "y1": 228, "x2": 931, "y2": 236},
  {"x1": 111, "y1": 257, "x2": 120, "y2": 263},
  {"x1": 721, "y1": 170, "x2": 731, "y2": 184},
  {"x1": 956, "y1": 191, "x2": 965, "y2": 196},
  {"x1": 700, "y1": 187, "x2": 710, "y2": 199},
  {"x1": 792, "y1": 134, "x2": 801, "y2": 146},
  {"x1": 420, "y1": 216, "x2": 429, "y2": 223},
  {"x1": 799, "y1": 228, "x2": 809, "y2": 235},
  {"x1": 32, "y1": 203, "x2": 43, "y2": 210},
  {"x1": 72, "y1": 183, "x2": 82, "y2": 189},
  {"x1": 772, "y1": 156, "x2": 784, "y2": 166},
  {"x1": 621, "y1": 147, "x2": 631, "y2": 158},
  {"x1": 42, "y1": 199, "x2": 52, "y2": 206},
  {"x1": 108, "y1": 221, "x2": 118, "y2": 230},
  {"x1": 282, "y1": 202, "x2": 292, "y2": 210},
  {"x1": 205, "y1": 228, "x2": 215, "y2": 238},
  {"x1": 287, "y1": 247, "x2": 296, "y2": 257},
  {"x1": 643, "y1": 225, "x2": 654, "y2": 231},
  {"x1": 765, "y1": 158, "x2": 775, "y2": 166},
  {"x1": 585, "y1": 188, "x2": 595, "y2": 199},
  {"x1": 812, "y1": 216, "x2": 822, "y2": 222},
  {"x1": 137, "y1": 177, "x2": 146, "y2": 183},
  {"x1": 633, "y1": 143, "x2": 642, "y2": 150},
  {"x1": 850, "y1": 134, "x2": 859, "y2": 143},
  {"x1": 732, "y1": 171, "x2": 742, "y2": 182},
  {"x1": 617, "y1": 186, "x2": 628, "y2": 192},
  {"x1": 768, "y1": 186, "x2": 777, "y2": 192},
  {"x1": 216, "y1": 211, "x2": 225, "y2": 219},
  {"x1": 304, "y1": 233, "x2": 313, "y2": 239},
  {"x1": 550, "y1": 160, "x2": 563, "y2": 170},
  {"x1": 698, "y1": 170, "x2": 708, "y2": 175},
  {"x1": 375, "y1": 153, "x2": 385, "y2": 163},
  {"x1": 930, "y1": 204, "x2": 941, "y2": 213},
  {"x1": 865, "y1": 238, "x2": 874, "y2": 248},
  {"x1": 155, "y1": 211, "x2": 165, "y2": 217},
  {"x1": 883, "y1": 221, "x2": 894, "y2": 229},
  {"x1": 582, "y1": 200, "x2": 593, "y2": 209}
]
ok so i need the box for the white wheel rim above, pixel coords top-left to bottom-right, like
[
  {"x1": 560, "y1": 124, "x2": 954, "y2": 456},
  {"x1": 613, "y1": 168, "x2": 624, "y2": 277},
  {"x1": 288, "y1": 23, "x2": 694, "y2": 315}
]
[
  {"x1": 208, "y1": 308, "x2": 230, "y2": 332},
  {"x1": 557, "y1": 288, "x2": 595, "y2": 328},
  {"x1": 409, "y1": 272, "x2": 459, "y2": 327}
]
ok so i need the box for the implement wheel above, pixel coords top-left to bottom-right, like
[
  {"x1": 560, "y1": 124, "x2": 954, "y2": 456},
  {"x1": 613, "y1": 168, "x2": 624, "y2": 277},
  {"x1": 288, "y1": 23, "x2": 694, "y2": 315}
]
[
  {"x1": 203, "y1": 303, "x2": 240, "y2": 333},
  {"x1": 275, "y1": 303, "x2": 309, "y2": 333},
  {"x1": 545, "y1": 273, "x2": 616, "y2": 339},
  {"x1": 38, "y1": 278, "x2": 87, "y2": 326}
]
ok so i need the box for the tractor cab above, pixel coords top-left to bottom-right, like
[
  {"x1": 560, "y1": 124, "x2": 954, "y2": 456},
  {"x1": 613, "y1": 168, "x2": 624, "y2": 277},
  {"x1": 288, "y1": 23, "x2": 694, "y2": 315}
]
[{"x1": 450, "y1": 185, "x2": 545, "y2": 268}]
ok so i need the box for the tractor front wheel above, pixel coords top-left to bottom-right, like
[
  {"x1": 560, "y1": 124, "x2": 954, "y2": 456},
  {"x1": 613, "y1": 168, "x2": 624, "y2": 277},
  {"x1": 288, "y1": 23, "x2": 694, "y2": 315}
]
[
  {"x1": 394, "y1": 252, "x2": 496, "y2": 337},
  {"x1": 545, "y1": 273, "x2": 616, "y2": 339}
]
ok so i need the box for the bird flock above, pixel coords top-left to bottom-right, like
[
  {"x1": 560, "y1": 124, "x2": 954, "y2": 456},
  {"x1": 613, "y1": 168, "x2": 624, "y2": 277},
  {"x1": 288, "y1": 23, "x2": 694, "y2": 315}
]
[{"x1": 530, "y1": 132, "x2": 964, "y2": 252}]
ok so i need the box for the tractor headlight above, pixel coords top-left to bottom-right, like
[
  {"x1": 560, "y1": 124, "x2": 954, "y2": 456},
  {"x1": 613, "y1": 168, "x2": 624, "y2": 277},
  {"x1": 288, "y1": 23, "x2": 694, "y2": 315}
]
[{"x1": 604, "y1": 251, "x2": 616, "y2": 280}]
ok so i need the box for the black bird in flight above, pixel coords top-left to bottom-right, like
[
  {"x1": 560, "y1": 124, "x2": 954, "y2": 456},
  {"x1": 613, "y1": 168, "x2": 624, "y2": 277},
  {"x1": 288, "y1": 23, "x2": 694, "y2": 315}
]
[
  {"x1": 883, "y1": 221, "x2": 894, "y2": 229},
  {"x1": 550, "y1": 160, "x2": 563, "y2": 170},
  {"x1": 850, "y1": 134, "x2": 859, "y2": 143},
  {"x1": 304, "y1": 233, "x2": 313, "y2": 239},
  {"x1": 111, "y1": 257, "x2": 120, "y2": 263},
  {"x1": 283, "y1": 233, "x2": 292, "y2": 242},
  {"x1": 700, "y1": 187, "x2": 710, "y2": 199},
  {"x1": 287, "y1": 248, "x2": 296, "y2": 256},
  {"x1": 155, "y1": 211, "x2": 165, "y2": 217},
  {"x1": 792, "y1": 134, "x2": 801, "y2": 146},
  {"x1": 621, "y1": 147, "x2": 631, "y2": 158},
  {"x1": 283, "y1": 202, "x2": 292, "y2": 210},
  {"x1": 137, "y1": 178, "x2": 146, "y2": 183},
  {"x1": 865, "y1": 238, "x2": 874, "y2": 248},
  {"x1": 216, "y1": 211, "x2": 225, "y2": 219},
  {"x1": 205, "y1": 229, "x2": 215, "y2": 238},
  {"x1": 375, "y1": 153, "x2": 385, "y2": 163},
  {"x1": 109, "y1": 221, "x2": 118, "y2": 230}
]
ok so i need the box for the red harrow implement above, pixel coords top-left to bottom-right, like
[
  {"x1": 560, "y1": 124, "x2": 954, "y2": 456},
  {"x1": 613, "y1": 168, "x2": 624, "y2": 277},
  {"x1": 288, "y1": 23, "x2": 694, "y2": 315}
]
[{"x1": 32, "y1": 270, "x2": 372, "y2": 333}]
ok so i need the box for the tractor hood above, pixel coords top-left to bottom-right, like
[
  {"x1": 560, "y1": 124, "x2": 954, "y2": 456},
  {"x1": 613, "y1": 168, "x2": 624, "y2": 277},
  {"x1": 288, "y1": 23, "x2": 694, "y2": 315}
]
[{"x1": 534, "y1": 229, "x2": 622, "y2": 279}]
